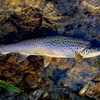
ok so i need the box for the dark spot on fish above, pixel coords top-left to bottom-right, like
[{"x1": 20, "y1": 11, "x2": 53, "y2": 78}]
[
  {"x1": 73, "y1": 45, "x2": 76, "y2": 47},
  {"x1": 67, "y1": 41, "x2": 70, "y2": 42},
  {"x1": 62, "y1": 42, "x2": 65, "y2": 44},
  {"x1": 85, "y1": 49, "x2": 87, "y2": 52},
  {"x1": 97, "y1": 48, "x2": 100, "y2": 51}
]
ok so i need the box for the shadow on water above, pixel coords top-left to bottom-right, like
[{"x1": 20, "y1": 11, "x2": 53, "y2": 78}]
[
  {"x1": 0, "y1": 29, "x2": 59, "y2": 45},
  {"x1": 49, "y1": 68, "x2": 69, "y2": 83}
]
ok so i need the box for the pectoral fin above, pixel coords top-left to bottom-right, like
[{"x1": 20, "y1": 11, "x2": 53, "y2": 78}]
[
  {"x1": 16, "y1": 53, "x2": 29, "y2": 62},
  {"x1": 75, "y1": 53, "x2": 83, "y2": 62},
  {"x1": 44, "y1": 56, "x2": 51, "y2": 67}
]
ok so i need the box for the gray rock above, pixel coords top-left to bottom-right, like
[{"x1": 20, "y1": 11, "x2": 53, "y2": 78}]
[{"x1": 29, "y1": 89, "x2": 44, "y2": 100}]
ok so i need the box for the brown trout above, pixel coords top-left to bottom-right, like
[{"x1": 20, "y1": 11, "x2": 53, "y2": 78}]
[{"x1": 0, "y1": 36, "x2": 100, "y2": 67}]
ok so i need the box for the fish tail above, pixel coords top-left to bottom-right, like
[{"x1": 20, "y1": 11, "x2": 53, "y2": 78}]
[{"x1": 0, "y1": 45, "x2": 4, "y2": 56}]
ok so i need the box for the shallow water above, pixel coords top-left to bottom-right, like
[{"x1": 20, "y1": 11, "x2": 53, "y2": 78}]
[{"x1": 0, "y1": 0, "x2": 100, "y2": 100}]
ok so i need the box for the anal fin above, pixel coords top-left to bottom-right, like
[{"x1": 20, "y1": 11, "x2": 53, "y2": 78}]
[
  {"x1": 44, "y1": 56, "x2": 51, "y2": 67},
  {"x1": 16, "y1": 53, "x2": 29, "y2": 62}
]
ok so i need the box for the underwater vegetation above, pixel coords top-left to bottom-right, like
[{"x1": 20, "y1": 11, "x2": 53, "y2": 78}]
[{"x1": 0, "y1": 79, "x2": 24, "y2": 93}]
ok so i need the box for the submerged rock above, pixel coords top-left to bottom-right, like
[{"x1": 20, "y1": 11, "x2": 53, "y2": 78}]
[
  {"x1": 29, "y1": 89, "x2": 44, "y2": 100},
  {"x1": 0, "y1": 0, "x2": 100, "y2": 42}
]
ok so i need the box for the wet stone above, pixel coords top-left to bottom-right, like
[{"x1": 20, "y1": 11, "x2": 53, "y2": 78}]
[
  {"x1": 25, "y1": 75, "x2": 38, "y2": 89},
  {"x1": 42, "y1": 92, "x2": 49, "y2": 99},
  {"x1": 29, "y1": 89, "x2": 44, "y2": 100}
]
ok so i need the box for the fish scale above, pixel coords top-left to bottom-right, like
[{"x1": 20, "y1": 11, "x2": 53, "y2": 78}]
[
  {"x1": 0, "y1": 36, "x2": 100, "y2": 64},
  {"x1": 0, "y1": 36, "x2": 88, "y2": 56}
]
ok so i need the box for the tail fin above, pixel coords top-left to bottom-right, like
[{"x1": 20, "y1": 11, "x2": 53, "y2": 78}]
[{"x1": 0, "y1": 45, "x2": 5, "y2": 56}]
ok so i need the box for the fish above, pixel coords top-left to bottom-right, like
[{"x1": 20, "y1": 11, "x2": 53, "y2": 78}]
[{"x1": 0, "y1": 36, "x2": 100, "y2": 67}]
